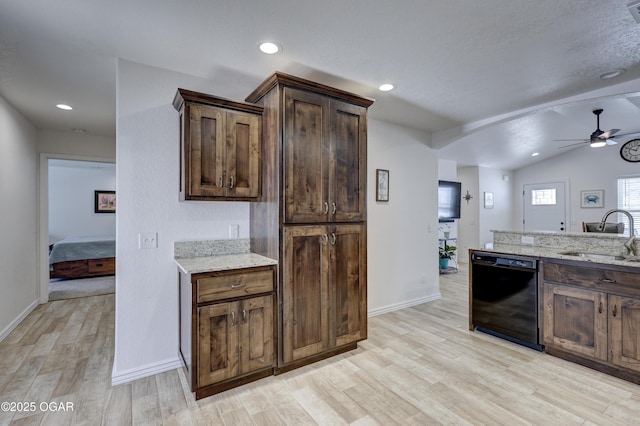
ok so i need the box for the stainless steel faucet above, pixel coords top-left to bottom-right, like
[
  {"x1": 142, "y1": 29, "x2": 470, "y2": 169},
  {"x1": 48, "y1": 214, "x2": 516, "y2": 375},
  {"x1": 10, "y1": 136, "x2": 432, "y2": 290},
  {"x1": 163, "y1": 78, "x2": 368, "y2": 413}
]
[{"x1": 598, "y1": 209, "x2": 637, "y2": 256}]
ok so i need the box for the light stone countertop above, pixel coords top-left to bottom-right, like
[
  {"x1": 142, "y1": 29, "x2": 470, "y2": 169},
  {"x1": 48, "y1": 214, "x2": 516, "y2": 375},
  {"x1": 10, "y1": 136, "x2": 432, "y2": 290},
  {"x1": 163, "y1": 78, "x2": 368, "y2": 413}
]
[
  {"x1": 474, "y1": 243, "x2": 640, "y2": 268},
  {"x1": 175, "y1": 252, "x2": 277, "y2": 275}
]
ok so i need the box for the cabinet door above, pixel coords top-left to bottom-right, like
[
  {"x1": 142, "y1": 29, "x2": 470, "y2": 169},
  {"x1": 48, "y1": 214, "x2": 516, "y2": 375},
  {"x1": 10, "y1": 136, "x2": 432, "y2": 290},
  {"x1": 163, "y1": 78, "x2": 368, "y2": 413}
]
[
  {"x1": 543, "y1": 283, "x2": 607, "y2": 360},
  {"x1": 188, "y1": 104, "x2": 226, "y2": 197},
  {"x1": 226, "y1": 110, "x2": 261, "y2": 198},
  {"x1": 330, "y1": 100, "x2": 367, "y2": 222},
  {"x1": 283, "y1": 88, "x2": 330, "y2": 223},
  {"x1": 239, "y1": 295, "x2": 274, "y2": 374},
  {"x1": 282, "y1": 225, "x2": 329, "y2": 363},
  {"x1": 330, "y1": 224, "x2": 367, "y2": 347},
  {"x1": 197, "y1": 301, "x2": 239, "y2": 387},
  {"x1": 609, "y1": 295, "x2": 640, "y2": 372}
]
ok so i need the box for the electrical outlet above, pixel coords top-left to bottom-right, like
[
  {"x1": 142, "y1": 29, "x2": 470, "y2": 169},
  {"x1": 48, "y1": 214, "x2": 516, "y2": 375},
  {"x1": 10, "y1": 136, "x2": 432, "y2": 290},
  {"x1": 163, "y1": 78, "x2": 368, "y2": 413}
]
[
  {"x1": 139, "y1": 232, "x2": 158, "y2": 249},
  {"x1": 229, "y1": 224, "x2": 239, "y2": 239}
]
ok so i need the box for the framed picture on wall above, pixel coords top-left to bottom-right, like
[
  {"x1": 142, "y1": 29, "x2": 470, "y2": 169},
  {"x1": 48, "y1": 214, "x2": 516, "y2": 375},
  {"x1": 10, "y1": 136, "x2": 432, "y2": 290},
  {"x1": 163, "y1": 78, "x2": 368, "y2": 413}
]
[
  {"x1": 484, "y1": 192, "x2": 494, "y2": 209},
  {"x1": 376, "y1": 169, "x2": 389, "y2": 202},
  {"x1": 95, "y1": 190, "x2": 116, "y2": 213},
  {"x1": 580, "y1": 190, "x2": 604, "y2": 208}
]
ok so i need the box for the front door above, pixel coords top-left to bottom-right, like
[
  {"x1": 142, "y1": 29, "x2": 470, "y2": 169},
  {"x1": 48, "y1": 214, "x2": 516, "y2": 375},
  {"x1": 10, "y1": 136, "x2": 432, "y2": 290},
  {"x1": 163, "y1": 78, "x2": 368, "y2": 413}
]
[{"x1": 523, "y1": 182, "x2": 567, "y2": 232}]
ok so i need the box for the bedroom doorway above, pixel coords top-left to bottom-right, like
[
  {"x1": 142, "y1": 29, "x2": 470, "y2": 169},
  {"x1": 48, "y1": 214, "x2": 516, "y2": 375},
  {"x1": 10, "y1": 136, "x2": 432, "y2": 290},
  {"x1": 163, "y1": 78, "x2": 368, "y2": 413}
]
[{"x1": 42, "y1": 157, "x2": 116, "y2": 301}]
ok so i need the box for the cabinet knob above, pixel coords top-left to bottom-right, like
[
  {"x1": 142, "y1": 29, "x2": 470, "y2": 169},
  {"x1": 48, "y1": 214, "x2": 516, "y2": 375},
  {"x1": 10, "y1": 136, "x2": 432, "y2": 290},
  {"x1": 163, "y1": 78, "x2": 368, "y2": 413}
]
[
  {"x1": 242, "y1": 309, "x2": 247, "y2": 323},
  {"x1": 322, "y1": 234, "x2": 329, "y2": 245},
  {"x1": 612, "y1": 304, "x2": 617, "y2": 317},
  {"x1": 331, "y1": 233, "x2": 336, "y2": 245},
  {"x1": 231, "y1": 283, "x2": 246, "y2": 289},
  {"x1": 231, "y1": 311, "x2": 236, "y2": 325},
  {"x1": 219, "y1": 176, "x2": 224, "y2": 188},
  {"x1": 598, "y1": 302, "x2": 603, "y2": 314},
  {"x1": 324, "y1": 202, "x2": 329, "y2": 214},
  {"x1": 229, "y1": 176, "x2": 234, "y2": 189},
  {"x1": 332, "y1": 202, "x2": 336, "y2": 215}
]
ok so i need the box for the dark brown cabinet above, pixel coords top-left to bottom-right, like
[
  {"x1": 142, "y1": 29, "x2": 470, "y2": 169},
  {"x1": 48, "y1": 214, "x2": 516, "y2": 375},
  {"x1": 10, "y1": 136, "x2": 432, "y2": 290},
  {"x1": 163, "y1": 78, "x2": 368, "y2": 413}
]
[
  {"x1": 180, "y1": 266, "x2": 275, "y2": 399},
  {"x1": 247, "y1": 72, "x2": 373, "y2": 371},
  {"x1": 281, "y1": 224, "x2": 367, "y2": 364},
  {"x1": 283, "y1": 87, "x2": 367, "y2": 224},
  {"x1": 197, "y1": 295, "x2": 274, "y2": 387},
  {"x1": 608, "y1": 295, "x2": 640, "y2": 374},
  {"x1": 543, "y1": 283, "x2": 607, "y2": 360},
  {"x1": 542, "y1": 259, "x2": 640, "y2": 384},
  {"x1": 173, "y1": 89, "x2": 262, "y2": 201}
]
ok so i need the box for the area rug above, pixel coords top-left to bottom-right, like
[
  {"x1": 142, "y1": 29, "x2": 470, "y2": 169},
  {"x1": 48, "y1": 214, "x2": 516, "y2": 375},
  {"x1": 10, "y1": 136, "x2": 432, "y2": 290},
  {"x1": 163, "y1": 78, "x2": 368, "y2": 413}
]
[{"x1": 49, "y1": 276, "x2": 115, "y2": 301}]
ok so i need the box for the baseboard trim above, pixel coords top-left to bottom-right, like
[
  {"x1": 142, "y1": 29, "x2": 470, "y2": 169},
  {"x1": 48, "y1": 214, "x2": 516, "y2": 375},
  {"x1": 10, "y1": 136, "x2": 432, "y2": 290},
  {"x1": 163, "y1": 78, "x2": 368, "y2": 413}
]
[
  {"x1": 111, "y1": 357, "x2": 183, "y2": 386},
  {"x1": 368, "y1": 293, "x2": 442, "y2": 317},
  {"x1": 0, "y1": 299, "x2": 39, "y2": 343}
]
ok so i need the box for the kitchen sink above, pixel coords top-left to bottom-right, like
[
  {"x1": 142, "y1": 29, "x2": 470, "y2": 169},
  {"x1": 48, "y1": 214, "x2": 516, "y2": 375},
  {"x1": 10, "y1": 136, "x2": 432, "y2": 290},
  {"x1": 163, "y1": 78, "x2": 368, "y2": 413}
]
[{"x1": 558, "y1": 251, "x2": 626, "y2": 261}]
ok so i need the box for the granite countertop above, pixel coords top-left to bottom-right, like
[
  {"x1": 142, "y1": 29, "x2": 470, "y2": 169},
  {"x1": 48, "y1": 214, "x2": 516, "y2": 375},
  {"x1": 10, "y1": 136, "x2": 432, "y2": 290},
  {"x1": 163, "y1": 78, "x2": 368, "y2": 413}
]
[
  {"x1": 175, "y1": 252, "x2": 277, "y2": 275},
  {"x1": 476, "y1": 243, "x2": 640, "y2": 268}
]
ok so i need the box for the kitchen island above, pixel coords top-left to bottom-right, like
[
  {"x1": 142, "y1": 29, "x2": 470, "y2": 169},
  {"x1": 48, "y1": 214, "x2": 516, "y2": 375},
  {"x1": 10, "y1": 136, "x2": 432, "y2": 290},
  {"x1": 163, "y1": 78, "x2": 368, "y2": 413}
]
[{"x1": 470, "y1": 230, "x2": 640, "y2": 385}]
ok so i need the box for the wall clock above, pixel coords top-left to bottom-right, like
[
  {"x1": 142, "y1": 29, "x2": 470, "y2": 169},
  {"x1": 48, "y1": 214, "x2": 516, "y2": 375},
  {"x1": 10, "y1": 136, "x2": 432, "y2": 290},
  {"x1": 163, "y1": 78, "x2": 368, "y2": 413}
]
[{"x1": 620, "y1": 139, "x2": 640, "y2": 163}]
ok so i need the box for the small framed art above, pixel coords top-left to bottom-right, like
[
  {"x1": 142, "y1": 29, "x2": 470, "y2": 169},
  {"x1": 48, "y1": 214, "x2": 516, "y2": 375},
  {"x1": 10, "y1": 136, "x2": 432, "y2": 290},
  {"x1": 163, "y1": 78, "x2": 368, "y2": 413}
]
[
  {"x1": 376, "y1": 169, "x2": 389, "y2": 202},
  {"x1": 580, "y1": 190, "x2": 604, "y2": 208},
  {"x1": 95, "y1": 190, "x2": 116, "y2": 213}
]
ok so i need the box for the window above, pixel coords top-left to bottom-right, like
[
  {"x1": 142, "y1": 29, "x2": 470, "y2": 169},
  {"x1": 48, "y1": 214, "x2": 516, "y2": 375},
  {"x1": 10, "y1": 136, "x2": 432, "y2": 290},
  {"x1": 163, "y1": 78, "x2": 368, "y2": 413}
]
[
  {"x1": 617, "y1": 176, "x2": 640, "y2": 235},
  {"x1": 531, "y1": 188, "x2": 556, "y2": 206}
]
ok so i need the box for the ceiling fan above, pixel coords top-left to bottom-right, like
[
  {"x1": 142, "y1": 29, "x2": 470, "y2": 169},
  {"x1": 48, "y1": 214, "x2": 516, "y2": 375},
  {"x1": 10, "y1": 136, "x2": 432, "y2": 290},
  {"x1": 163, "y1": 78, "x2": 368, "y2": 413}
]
[{"x1": 555, "y1": 109, "x2": 640, "y2": 149}]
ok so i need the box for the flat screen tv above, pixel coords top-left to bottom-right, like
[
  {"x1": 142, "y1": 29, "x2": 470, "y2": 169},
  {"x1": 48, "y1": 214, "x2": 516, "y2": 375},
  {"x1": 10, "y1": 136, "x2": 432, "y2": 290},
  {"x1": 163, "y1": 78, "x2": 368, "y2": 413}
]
[{"x1": 438, "y1": 180, "x2": 461, "y2": 222}]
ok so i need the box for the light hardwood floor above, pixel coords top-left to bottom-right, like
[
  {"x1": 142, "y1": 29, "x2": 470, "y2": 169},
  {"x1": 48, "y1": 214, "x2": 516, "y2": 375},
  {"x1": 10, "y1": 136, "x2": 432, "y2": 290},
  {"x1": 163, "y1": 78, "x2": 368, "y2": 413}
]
[{"x1": 1, "y1": 264, "x2": 639, "y2": 425}]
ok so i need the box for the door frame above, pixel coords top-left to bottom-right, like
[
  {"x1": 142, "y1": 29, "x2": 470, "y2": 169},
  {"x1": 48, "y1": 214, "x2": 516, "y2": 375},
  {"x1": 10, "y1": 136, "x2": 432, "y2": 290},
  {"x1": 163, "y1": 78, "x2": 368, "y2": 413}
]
[
  {"x1": 38, "y1": 153, "x2": 116, "y2": 304},
  {"x1": 522, "y1": 179, "x2": 570, "y2": 232}
]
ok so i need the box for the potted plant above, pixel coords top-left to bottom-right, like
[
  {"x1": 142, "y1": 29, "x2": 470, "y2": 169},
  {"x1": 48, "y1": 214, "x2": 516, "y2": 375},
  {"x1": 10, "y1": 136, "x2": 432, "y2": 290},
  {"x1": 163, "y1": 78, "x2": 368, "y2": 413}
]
[{"x1": 439, "y1": 243, "x2": 456, "y2": 269}]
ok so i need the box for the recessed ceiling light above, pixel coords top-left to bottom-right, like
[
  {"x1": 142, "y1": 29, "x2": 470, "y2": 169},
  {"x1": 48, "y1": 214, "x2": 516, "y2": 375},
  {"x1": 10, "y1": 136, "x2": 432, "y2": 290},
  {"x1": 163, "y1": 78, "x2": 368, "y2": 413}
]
[
  {"x1": 378, "y1": 83, "x2": 395, "y2": 92},
  {"x1": 599, "y1": 69, "x2": 625, "y2": 80},
  {"x1": 531, "y1": 152, "x2": 540, "y2": 157},
  {"x1": 56, "y1": 104, "x2": 73, "y2": 111},
  {"x1": 259, "y1": 41, "x2": 281, "y2": 54}
]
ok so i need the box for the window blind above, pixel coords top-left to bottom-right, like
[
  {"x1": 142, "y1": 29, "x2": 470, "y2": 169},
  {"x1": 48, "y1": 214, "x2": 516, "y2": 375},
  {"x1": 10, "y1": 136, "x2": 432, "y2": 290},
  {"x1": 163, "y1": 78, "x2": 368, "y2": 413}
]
[{"x1": 617, "y1": 176, "x2": 640, "y2": 235}]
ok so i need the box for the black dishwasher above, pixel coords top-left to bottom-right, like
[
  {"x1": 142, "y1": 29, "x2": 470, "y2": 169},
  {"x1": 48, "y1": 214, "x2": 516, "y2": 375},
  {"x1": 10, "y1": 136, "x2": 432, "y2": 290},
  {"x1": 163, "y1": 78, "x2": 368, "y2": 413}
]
[{"x1": 471, "y1": 251, "x2": 542, "y2": 350}]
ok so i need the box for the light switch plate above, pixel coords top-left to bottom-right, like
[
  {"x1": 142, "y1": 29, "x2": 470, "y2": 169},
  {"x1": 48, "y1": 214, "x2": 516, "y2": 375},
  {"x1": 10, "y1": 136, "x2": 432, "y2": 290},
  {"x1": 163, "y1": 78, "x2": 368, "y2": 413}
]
[{"x1": 139, "y1": 232, "x2": 158, "y2": 249}]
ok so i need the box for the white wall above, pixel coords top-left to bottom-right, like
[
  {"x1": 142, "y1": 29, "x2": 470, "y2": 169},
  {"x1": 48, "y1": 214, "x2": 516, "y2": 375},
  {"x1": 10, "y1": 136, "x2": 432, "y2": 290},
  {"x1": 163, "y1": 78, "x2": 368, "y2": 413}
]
[
  {"x1": 38, "y1": 129, "x2": 116, "y2": 158},
  {"x1": 49, "y1": 162, "x2": 116, "y2": 242},
  {"x1": 478, "y1": 167, "x2": 513, "y2": 245},
  {"x1": 457, "y1": 166, "x2": 480, "y2": 261},
  {"x1": 114, "y1": 60, "x2": 251, "y2": 382},
  {"x1": 114, "y1": 60, "x2": 442, "y2": 382},
  {"x1": 514, "y1": 146, "x2": 639, "y2": 233},
  {"x1": 368, "y1": 119, "x2": 440, "y2": 315},
  {"x1": 0, "y1": 95, "x2": 38, "y2": 341}
]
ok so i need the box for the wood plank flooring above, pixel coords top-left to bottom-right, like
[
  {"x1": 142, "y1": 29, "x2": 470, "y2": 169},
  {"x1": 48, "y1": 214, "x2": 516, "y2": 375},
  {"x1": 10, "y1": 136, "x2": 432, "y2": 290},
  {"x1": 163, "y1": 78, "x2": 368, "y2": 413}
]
[{"x1": 1, "y1": 264, "x2": 639, "y2": 425}]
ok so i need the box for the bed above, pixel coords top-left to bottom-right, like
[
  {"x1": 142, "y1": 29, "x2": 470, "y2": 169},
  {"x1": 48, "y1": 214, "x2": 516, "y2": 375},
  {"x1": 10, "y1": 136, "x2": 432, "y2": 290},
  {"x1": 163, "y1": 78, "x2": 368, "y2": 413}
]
[{"x1": 49, "y1": 236, "x2": 116, "y2": 279}]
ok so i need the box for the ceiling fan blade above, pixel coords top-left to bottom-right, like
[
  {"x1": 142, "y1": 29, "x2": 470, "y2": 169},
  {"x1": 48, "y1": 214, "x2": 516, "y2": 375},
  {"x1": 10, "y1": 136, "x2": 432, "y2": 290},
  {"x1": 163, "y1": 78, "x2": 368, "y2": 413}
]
[
  {"x1": 599, "y1": 129, "x2": 620, "y2": 139},
  {"x1": 610, "y1": 131, "x2": 640, "y2": 140},
  {"x1": 553, "y1": 138, "x2": 588, "y2": 142},
  {"x1": 558, "y1": 141, "x2": 588, "y2": 149}
]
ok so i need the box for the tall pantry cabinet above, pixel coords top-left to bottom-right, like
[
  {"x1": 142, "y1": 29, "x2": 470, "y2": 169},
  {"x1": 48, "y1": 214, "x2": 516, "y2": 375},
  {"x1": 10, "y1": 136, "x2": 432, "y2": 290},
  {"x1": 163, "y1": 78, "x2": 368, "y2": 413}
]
[{"x1": 246, "y1": 72, "x2": 374, "y2": 371}]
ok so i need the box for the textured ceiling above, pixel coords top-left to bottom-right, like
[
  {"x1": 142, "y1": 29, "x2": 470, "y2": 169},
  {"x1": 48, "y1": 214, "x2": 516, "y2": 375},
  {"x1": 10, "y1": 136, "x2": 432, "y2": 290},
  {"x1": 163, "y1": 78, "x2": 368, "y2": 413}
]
[{"x1": 1, "y1": 0, "x2": 639, "y2": 170}]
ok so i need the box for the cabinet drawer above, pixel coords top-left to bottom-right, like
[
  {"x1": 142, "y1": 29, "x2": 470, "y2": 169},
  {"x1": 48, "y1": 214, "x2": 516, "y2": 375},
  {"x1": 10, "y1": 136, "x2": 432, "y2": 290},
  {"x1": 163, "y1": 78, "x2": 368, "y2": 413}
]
[
  {"x1": 88, "y1": 258, "x2": 115, "y2": 273},
  {"x1": 196, "y1": 269, "x2": 273, "y2": 303},
  {"x1": 543, "y1": 262, "x2": 640, "y2": 297}
]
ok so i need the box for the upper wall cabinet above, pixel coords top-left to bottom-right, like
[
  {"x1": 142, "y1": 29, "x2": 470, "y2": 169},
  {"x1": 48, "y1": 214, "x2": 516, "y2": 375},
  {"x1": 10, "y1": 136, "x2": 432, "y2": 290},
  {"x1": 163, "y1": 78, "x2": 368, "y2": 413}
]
[{"x1": 173, "y1": 89, "x2": 263, "y2": 201}]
